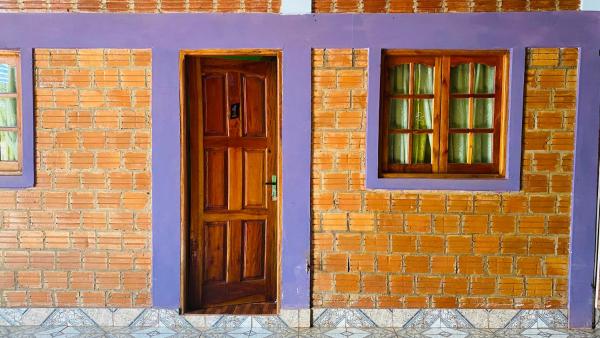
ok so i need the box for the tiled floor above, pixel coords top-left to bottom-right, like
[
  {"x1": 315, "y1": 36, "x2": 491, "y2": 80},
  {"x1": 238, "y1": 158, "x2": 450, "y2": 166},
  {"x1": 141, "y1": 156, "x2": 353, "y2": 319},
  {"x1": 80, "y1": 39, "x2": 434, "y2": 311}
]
[{"x1": 0, "y1": 326, "x2": 598, "y2": 337}]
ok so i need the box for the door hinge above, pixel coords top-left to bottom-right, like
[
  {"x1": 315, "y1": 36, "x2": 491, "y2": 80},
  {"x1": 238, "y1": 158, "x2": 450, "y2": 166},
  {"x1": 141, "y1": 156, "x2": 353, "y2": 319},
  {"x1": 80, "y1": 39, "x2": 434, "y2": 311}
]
[{"x1": 306, "y1": 262, "x2": 311, "y2": 273}]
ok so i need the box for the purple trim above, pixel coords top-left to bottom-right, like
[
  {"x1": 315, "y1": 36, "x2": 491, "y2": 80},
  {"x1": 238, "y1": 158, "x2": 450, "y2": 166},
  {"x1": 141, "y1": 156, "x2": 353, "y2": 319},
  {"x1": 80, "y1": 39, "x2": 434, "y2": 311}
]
[
  {"x1": 0, "y1": 12, "x2": 597, "y2": 326},
  {"x1": 280, "y1": 47, "x2": 311, "y2": 308},
  {"x1": 568, "y1": 48, "x2": 600, "y2": 328},
  {"x1": 366, "y1": 48, "x2": 524, "y2": 191},
  {"x1": 0, "y1": 47, "x2": 34, "y2": 188},
  {"x1": 151, "y1": 49, "x2": 181, "y2": 308}
]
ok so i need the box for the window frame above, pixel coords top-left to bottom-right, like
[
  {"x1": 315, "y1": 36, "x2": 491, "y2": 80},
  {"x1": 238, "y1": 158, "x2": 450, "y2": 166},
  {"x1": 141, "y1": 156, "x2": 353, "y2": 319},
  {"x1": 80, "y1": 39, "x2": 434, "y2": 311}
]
[
  {"x1": 378, "y1": 49, "x2": 509, "y2": 179},
  {"x1": 0, "y1": 50, "x2": 22, "y2": 175}
]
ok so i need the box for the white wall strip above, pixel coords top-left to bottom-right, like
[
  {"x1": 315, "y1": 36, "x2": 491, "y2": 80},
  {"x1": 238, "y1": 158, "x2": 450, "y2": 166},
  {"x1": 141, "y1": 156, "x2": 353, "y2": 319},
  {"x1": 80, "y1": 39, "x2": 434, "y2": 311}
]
[
  {"x1": 581, "y1": 0, "x2": 600, "y2": 10},
  {"x1": 280, "y1": 0, "x2": 311, "y2": 14}
]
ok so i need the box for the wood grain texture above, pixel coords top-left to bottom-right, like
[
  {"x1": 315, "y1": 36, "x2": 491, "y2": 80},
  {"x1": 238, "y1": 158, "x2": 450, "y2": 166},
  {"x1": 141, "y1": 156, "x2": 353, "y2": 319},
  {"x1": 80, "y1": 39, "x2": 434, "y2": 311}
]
[{"x1": 186, "y1": 55, "x2": 278, "y2": 312}]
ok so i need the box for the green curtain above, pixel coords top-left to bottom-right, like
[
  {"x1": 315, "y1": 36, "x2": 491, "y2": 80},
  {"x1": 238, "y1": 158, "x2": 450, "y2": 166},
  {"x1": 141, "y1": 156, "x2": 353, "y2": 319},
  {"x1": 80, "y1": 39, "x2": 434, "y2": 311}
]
[
  {"x1": 0, "y1": 131, "x2": 17, "y2": 161},
  {"x1": 448, "y1": 63, "x2": 495, "y2": 164},
  {"x1": 391, "y1": 64, "x2": 410, "y2": 94},
  {"x1": 389, "y1": 134, "x2": 408, "y2": 164},
  {"x1": 411, "y1": 64, "x2": 433, "y2": 164},
  {"x1": 0, "y1": 98, "x2": 17, "y2": 128},
  {"x1": 0, "y1": 64, "x2": 16, "y2": 93}
]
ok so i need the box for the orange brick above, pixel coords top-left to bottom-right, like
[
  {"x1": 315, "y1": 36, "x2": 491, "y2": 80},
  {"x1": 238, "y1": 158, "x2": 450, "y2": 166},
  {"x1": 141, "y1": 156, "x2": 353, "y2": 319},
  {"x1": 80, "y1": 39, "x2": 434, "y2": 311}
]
[
  {"x1": 498, "y1": 277, "x2": 524, "y2": 296},
  {"x1": 447, "y1": 194, "x2": 473, "y2": 213},
  {"x1": 458, "y1": 256, "x2": 484, "y2": 274},
  {"x1": 431, "y1": 256, "x2": 456, "y2": 274},
  {"x1": 434, "y1": 215, "x2": 460, "y2": 233},
  {"x1": 349, "y1": 213, "x2": 374, "y2": 232},
  {"x1": 362, "y1": 274, "x2": 387, "y2": 293},
  {"x1": 405, "y1": 255, "x2": 429, "y2": 273},
  {"x1": 406, "y1": 214, "x2": 431, "y2": 232},
  {"x1": 418, "y1": 235, "x2": 444, "y2": 254},
  {"x1": 462, "y1": 215, "x2": 488, "y2": 234},
  {"x1": 416, "y1": 276, "x2": 442, "y2": 294},
  {"x1": 391, "y1": 193, "x2": 418, "y2": 212},
  {"x1": 487, "y1": 256, "x2": 513, "y2": 275},
  {"x1": 390, "y1": 275, "x2": 413, "y2": 294},
  {"x1": 377, "y1": 255, "x2": 402, "y2": 272},
  {"x1": 529, "y1": 237, "x2": 555, "y2": 255},
  {"x1": 447, "y1": 235, "x2": 472, "y2": 254},
  {"x1": 364, "y1": 234, "x2": 388, "y2": 252},
  {"x1": 491, "y1": 215, "x2": 516, "y2": 233},
  {"x1": 391, "y1": 234, "x2": 417, "y2": 253},
  {"x1": 349, "y1": 253, "x2": 375, "y2": 272},
  {"x1": 364, "y1": 192, "x2": 389, "y2": 211},
  {"x1": 474, "y1": 235, "x2": 499, "y2": 254}
]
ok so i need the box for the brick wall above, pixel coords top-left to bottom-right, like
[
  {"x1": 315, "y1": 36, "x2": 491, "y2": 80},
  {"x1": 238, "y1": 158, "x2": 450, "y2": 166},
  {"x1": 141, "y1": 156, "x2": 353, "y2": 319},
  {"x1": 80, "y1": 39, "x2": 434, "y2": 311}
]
[
  {"x1": 313, "y1": 0, "x2": 579, "y2": 12},
  {"x1": 0, "y1": 49, "x2": 152, "y2": 307},
  {"x1": 311, "y1": 48, "x2": 577, "y2": 309},
  {"x1": 0, "y1": 0, "x2": 279, "y2": 12}
]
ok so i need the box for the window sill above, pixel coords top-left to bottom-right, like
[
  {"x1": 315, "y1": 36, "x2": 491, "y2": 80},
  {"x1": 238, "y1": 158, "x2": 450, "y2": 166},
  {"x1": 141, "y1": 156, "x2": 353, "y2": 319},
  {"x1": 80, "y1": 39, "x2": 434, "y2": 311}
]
[
  {"x1": 366, "y1": 175, "x2": 519, "y2": 192},
  {"x1": 379, "y1": 173, "x2": 505, "y2": 179}
]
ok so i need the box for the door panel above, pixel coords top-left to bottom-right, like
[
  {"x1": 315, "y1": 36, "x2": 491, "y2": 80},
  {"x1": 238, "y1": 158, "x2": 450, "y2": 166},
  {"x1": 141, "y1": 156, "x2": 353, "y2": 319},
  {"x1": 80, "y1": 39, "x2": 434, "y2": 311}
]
[
  {"x1": 202, "y1": 74, "x2": 227, "y2": 136},
  {"x1": 204, "y1": 148, "x2": 228, "y2": 210},
  {"x1": 242, "y1": 220, "x2": 266, "y2": 280},
  {"x1": 243, "y1": 149, "x2": 267, "y2": 209},
  {"x1": 203, "y1": 222, "x2": 227, "y2": 282},
  {"x1": 243, "y1": 75, "x2": 267, "y2": 137},
  {"x1": 187, "y1": 56, "x2": 278, "y2": 311}
]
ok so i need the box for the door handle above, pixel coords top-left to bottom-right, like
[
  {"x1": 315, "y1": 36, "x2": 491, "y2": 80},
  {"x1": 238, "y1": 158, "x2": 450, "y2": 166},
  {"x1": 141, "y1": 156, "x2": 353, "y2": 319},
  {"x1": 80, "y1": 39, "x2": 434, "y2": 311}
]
[{"x1": 264, "y1": 175, "x2": 277, "y2": 201}]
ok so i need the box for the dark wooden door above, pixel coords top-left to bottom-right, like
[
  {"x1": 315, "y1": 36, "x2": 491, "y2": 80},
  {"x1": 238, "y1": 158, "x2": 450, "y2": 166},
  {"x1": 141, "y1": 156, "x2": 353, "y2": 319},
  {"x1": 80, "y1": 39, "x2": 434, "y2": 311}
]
[{"x1": 186, "y1": 57, "x2": 278, "y2": 310}]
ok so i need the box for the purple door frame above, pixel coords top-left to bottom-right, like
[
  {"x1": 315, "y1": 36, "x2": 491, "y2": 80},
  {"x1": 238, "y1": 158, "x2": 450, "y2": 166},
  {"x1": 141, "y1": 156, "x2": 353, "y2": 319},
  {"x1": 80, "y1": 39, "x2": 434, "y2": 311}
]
[{"x1": 0, "y1": 12, "x2": 598, "y2": 328}]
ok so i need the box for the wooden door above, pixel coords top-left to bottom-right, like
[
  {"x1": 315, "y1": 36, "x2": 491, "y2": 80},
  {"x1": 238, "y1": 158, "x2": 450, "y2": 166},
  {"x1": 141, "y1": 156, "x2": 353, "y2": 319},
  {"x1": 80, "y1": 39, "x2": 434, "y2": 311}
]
[{"x1": 186, "y1": 57, "x2": 278, "y2": 310}]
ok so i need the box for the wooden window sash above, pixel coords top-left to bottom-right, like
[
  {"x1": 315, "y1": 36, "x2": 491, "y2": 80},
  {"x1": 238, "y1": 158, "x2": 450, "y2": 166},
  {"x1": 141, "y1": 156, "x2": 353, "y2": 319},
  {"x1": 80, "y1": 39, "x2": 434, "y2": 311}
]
[
  {"x1": 0, "y1": 50, "x2": 22, "y2": 175},
  {"x1": 379, "y1": 56, "x2": 438, "y2": 174},
  {"x1": 379, "y1": 50, "x2": 508, "y2": 178}
]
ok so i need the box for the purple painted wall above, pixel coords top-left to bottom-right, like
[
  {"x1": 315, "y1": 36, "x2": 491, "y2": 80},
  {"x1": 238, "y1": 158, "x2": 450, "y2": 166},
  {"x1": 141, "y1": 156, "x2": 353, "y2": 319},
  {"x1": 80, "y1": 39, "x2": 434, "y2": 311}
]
[{"x1": 0, "y1": 11, "x2": 598, "y2": 328}]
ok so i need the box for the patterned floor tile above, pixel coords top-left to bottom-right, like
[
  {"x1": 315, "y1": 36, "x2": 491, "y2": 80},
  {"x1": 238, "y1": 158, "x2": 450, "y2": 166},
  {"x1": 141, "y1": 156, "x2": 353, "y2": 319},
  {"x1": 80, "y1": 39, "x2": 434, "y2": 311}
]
[
  {"x1": 304, "y1": 327, "x2": 397, "y2": 338},
  {"x1": 312, "y1": 309, "x2": 377, "y2": 328},
  {"x1": 201, "y1": 326, "x2": 298, "y2": 337},
  {"x1": 6, "y1": 325, "x2": 106, "y2": 337}
]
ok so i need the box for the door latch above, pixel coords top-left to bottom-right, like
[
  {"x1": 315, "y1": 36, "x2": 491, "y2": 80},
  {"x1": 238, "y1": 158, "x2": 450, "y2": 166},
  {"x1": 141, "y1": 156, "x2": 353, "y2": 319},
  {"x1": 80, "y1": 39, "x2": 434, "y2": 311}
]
[{"x1": 264, "y1": 175, "x2": 277, "y2": 201}]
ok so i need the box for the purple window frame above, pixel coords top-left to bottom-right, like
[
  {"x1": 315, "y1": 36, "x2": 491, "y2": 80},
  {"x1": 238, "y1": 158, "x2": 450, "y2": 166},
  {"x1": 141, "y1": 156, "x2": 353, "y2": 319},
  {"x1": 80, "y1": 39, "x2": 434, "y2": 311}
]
[
  {"x1": 0, "y1": 48, "x2": 34, "y2": 188},
  {"x1": 366, "y1": 48, "x2": 525, "y2": 191}
]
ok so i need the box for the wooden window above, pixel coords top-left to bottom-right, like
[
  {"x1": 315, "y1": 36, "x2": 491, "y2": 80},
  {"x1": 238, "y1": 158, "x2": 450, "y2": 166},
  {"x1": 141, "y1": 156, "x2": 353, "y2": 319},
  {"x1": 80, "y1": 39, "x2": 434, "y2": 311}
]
[
  {"x1": 0, "y1": 51, "x2": 21, "y2": 174},
  {"x1": 379, "y1": 50, "x2": 508, "y2": 178}
]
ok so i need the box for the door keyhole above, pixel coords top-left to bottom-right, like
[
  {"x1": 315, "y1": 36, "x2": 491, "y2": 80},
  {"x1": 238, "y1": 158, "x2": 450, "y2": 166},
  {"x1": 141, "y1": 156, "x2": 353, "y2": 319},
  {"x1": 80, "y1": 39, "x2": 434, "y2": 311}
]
[{"x1": 230, "y1": 103, "x2": 240, "y2": 119}]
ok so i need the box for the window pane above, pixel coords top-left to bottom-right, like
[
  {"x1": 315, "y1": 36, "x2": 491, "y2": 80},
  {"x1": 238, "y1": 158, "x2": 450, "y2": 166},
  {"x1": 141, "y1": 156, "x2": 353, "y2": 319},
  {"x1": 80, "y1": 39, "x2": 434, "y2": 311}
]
[
  {"x1": 0, "y1": 131, "x2": 18, "y2": 161},
  {"x1": 389, "y1": 99, "x2": 408, "y2": 129},
  {"x1": 0, "y1": 64, "x2": 16, "y2": 93},
  {"x1": 412, "y1": 99, "x2": 433, "y2": 130},
  {"x1": 388, "y1": 134, "x2": 409, "y2": 164},
  {"x1": 391, "y1": 64, "x2": 409, "y2": 94},
  {"x1": 412, "y1": 133, "x2": 432, "y2": 164},
  {"x1": 414, "y1": 64, "x2": 434, "y2": 94},
  {"x1": 474, "y1": 63, "x2": 495, "y2": 94},
  {"x1": 450, "y1": 63, "x2": 469, "y2": 93},
  {"x1": 0, "y1": 98, "x2": 17, "y2": 127},
  {"x1": 448, "y1": 133, "x2": 468, "y2": 164},
  {"x1": 450, "y1": 98, "x2": 469, "y2": 129},
  {"x1": 473, "y1": 133, "x2": 493, "y2": 163},
  {"x1": 474, "y1": 98, "x2": 494, "y2": 128}
]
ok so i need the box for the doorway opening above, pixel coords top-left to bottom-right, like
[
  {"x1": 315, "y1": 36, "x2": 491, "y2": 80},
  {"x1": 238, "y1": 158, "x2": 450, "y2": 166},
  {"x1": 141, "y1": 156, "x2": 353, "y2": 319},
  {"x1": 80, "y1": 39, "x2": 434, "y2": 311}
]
[{"x1": 180, "y1": 51, "x2": 281, "y2": 315}]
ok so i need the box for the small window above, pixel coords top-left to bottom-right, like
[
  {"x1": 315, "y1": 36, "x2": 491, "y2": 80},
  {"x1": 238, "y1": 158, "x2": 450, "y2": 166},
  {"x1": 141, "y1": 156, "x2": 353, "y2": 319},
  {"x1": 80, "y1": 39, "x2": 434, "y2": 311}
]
[
  {"x1": 379, "y1": 50, "x2": 508, "y2": 178},
  {"x1": 0, "y1": 51, "x2": 21, "y2": 175}
]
